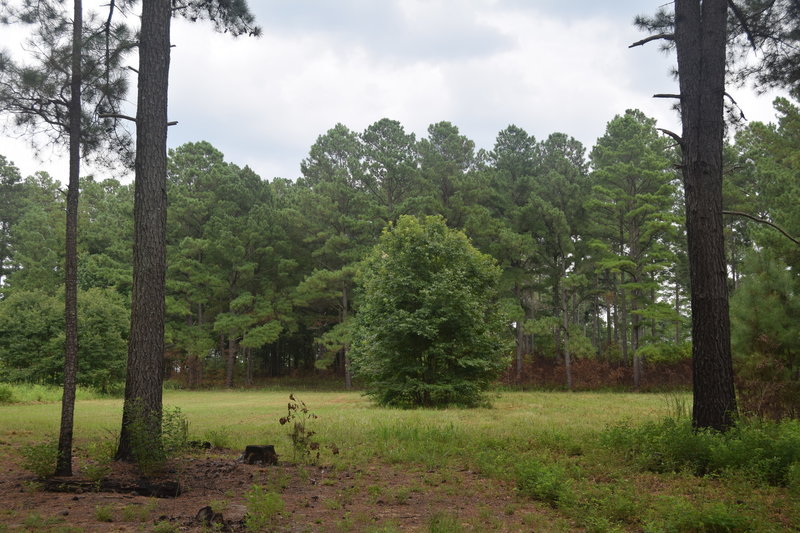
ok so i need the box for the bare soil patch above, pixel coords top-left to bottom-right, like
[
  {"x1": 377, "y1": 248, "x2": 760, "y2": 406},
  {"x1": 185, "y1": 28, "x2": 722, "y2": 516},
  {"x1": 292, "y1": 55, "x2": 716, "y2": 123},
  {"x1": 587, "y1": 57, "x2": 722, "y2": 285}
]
[{"x1": 0, "y1": 445, "x2": 565, "y2": 532}]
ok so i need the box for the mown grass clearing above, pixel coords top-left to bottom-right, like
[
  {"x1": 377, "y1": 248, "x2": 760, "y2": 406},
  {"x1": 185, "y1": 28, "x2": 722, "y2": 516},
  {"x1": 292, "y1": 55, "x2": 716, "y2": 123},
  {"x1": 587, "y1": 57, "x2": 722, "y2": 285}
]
[{"x1": 0, "y1": 389, "x2": 797, "y2": 531}]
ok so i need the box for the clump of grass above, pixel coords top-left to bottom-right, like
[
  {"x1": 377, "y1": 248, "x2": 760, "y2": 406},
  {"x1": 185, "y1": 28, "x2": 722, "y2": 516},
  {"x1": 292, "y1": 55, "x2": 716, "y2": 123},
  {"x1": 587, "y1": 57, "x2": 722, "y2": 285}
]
[
  {"x1": 244, "y1": 485, "x2": 284, "y2": 531},
  {"x1": 94, "y1": 504, "x2": 114, "y2": 523},
  {"x1": 0, "y1": 384, "x2": 14, "y2": 404},
  {"x1": 203, "y1": 428, "x2": 232, "y2": 449},
  {"x1": 120, "y1": 500, "x2": 156, "y2": 522},
  {"x1": 645, "y1": 496, "x2": 753, "y2": 532},
  {"x1": 515, "y1": 458, "x2": 571, "y2": 507},
  {"x1": 428, "y1": 511, "x2": 464, "y2": 533},
  {"x1": 0, "y1": 383, "x2": 110, "y2": 403},
  {"x1": 152, "y1": 520, "x2": 180, "y2": 533}
]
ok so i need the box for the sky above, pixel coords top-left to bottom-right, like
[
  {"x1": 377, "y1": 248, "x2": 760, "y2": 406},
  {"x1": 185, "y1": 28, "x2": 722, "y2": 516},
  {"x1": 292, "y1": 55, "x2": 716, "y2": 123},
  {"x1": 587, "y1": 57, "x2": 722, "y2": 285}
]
[{"x1": 0, "y1": 0, "x2": 788, "y2": 184}]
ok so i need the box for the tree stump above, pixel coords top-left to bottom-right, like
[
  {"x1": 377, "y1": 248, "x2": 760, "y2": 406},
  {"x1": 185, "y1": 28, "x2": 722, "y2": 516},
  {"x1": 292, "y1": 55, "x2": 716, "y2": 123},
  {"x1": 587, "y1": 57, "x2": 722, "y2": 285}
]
[{"x1": 240, "y1": 445, "x2": 278, "y2": 465}]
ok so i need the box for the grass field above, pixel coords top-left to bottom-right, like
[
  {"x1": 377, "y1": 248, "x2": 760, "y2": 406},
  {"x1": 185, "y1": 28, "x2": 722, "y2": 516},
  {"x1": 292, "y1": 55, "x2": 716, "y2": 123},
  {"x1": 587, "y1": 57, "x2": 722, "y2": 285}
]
[{"x1": 0, "y1": 389, "x2": 797, "y2": 531}]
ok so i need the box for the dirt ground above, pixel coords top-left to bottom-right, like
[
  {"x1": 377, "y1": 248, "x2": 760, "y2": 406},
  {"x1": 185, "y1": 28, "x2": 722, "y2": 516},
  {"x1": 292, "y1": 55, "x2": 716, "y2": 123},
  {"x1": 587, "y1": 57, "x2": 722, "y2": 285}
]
[{"x1": 0, "y1": 445, "x2": 568, "y2": 532}]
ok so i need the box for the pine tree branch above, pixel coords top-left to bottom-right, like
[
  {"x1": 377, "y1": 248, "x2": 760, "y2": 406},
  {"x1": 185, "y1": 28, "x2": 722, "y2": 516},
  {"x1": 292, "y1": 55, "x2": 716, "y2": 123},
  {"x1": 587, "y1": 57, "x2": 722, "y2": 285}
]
[
  {"x1": 657, "y1": 128, "x2": 683, "y2": 145},
  {"x1": 99, "y1": 112, "x2": 135, "y2": 122},
  {"x1": 727, "y1": 0, "x2": 758, "y2": 50},
  {"x1": 654, "y1": 93, "x2": 682, "y2": 99},
  {"x1": 724, "y1": 91, "x2": 747, "y2": 120},
  {"x1": 99, "y1": 113, "x2": 178, "y2": 126},
  {"x1": 723, "y1": 210, "x2": 800, "y2": 246},
  {"x1": 629, "y1": 33, "x2": 675, "y2": 48}
]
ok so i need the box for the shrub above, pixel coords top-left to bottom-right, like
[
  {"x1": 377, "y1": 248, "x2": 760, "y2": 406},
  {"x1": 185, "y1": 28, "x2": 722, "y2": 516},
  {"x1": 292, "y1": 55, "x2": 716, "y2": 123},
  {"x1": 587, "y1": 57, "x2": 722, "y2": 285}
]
[{"x1": 351, "y1": 215, "x2": 511, "y2": 408}]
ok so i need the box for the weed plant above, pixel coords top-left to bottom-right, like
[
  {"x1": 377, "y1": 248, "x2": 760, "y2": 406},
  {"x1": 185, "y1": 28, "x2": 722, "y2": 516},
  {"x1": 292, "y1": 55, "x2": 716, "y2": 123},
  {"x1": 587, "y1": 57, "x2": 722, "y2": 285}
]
[{"x1": 279, "y1": 394, "x2": 321, "y2": 462}]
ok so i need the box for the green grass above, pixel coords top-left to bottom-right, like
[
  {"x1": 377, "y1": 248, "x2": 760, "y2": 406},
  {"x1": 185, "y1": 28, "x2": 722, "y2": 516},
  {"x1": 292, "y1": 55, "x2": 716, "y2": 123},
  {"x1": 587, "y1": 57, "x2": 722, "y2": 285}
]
[
  {"x1": 0, "y1": 383, "x2": 112, "y2": 404},
  {"x1": 0, "y1": 388, "x2": 795, "y2": 530}
]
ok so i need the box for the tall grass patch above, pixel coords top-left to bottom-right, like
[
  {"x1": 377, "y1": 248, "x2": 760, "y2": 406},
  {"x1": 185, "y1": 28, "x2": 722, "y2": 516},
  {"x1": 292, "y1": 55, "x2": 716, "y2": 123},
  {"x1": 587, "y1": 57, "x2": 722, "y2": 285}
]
[{"x1": 604, "y1": 416, "x2": 800, "y2": 485}]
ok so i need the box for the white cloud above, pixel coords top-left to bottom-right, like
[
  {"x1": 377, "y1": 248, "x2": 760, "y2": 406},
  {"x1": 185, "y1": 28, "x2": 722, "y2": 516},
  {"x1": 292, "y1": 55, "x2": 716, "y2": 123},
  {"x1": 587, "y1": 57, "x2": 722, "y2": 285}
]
[{"x1": 0, "y1": 0, "x2": 789, "y2": 184}]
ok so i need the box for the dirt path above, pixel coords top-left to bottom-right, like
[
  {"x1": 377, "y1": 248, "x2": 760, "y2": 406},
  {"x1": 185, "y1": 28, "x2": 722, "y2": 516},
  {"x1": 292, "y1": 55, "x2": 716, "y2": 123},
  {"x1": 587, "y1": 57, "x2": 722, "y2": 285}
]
[{"x1": 0, "y1": 447, "x2": 570, "y2": 532}]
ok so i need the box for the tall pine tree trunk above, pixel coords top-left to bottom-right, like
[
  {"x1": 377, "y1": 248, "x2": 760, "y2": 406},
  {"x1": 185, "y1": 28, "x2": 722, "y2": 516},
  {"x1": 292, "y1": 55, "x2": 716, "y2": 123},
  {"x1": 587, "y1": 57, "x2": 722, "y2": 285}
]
[
  {"x1": 117, "y1": 0, "x2": 171, "y2": 461},
  {"x1": 225, "y1": 336, "x2": 237, "y2": 388},
  {"x1": 342, "y1": 284, "x2": 352, "y2": 390},
  {"x1": 631, "y1": 288, "x2": 642, "y2": 390},
  {"x1": 56, "y1": 0, "x2": 82, "y2": 477},
  {"x1": 514, "y1": 284, "x2": 524, "y2": 382},
  {"x1": 675, "y1": 0, "x2": 737, "y2": 430},
  {"x1": 562, "y1": 289, "x2": 572, "y2": 391}
]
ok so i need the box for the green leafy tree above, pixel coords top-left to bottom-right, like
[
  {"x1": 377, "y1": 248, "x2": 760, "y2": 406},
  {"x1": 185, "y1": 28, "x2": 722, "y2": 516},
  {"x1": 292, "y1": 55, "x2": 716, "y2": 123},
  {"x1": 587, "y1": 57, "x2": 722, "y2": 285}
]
[
  {"x1": 0, "y1": 287, "x2": 127, "y2": 389},
  {"x1": 351, "y1": 215, "x2": 511, "y2": 407}
]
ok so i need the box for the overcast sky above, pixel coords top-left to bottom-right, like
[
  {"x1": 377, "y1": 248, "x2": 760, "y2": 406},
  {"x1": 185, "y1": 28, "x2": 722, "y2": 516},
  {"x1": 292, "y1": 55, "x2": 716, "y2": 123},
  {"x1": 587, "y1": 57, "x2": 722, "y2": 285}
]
[{"x1": 0, "y1": 0, "x2": 787, "y2": 184}]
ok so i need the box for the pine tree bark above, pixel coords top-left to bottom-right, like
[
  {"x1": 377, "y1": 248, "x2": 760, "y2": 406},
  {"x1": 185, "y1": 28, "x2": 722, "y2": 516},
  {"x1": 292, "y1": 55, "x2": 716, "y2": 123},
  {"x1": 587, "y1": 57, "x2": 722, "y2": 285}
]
[
  {"x1": 56, "y1": 0, "x2": 83, "y2": 477},
  {"x1": 342, "y1": 284, "x2": 352, "y2": 390},
  {"x1": 674, "y1": 0, "x2": 737, "y2": 430},
  {"x1": 117, "y1": 0, "x2": 171, "y2": 460}
]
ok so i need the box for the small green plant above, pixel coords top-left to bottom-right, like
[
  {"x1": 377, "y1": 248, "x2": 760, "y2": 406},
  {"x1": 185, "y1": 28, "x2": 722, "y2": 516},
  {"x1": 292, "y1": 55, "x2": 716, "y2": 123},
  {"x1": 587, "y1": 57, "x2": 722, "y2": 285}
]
[
  {"x1": 20, "y1": 439, "x2": 59, "y2": 478},
  {"x1": 244, "y1": 485, "x2": 285, "y2": 531},
  {"x1": 787, "y1": 462, "x2": 800, "y2": 495},
  {"x1": 646, "y1": 496, "x2": 753, "y2": 532},
  {"x1": 367, "y1": 484, "x2": 383, "y2": 503},
  {"x1": 279, "y1": 394, "x2": 320, "y2": 462},
  {"x1": 20, "y1": 480, "x2": 43, "y2": 493},
  {"x1": 390, "y1": 486, "x2": 412, "y2": 505},
  {"x1": 81, "y1": 461, "x2": 112, "y2": 484},
  {"x1": 81, "y1": 437, "x2": 115, "y2": 484},
  {"x1": 22, "y1": 512, "x2": 63, "y2": 529},
  {"x1": 120, "y1": 501, "x2": 156, "y2": 522},
  {"x1": 94, "y1": 504, "x2": 114, "y2": 522},
  {"x1": 153, "y1": 520, "x2": 180, "y2": 533},
  {"x1": 428, "y1": 511, "x2": 464, "y2": 533},
  {"x1": 127, "y1": 401, "x2": 189, "y2": 475},
  {"x1": 515, "y1": 458, "x2": 571, "y2": 507},
  {"x1": 209, "y1": 499, "x2": 229, "y2": 515},
  {"x1": 204, "y1": 428, "x2": 232, "y2": 449}
]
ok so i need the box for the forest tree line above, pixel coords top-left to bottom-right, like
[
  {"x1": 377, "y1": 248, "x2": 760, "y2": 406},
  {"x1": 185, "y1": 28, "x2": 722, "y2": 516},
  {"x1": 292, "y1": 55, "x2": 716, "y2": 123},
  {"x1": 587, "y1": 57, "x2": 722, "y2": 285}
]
[{"x1": 0, "y1": 98, "x2": 798, "y2": 398}]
